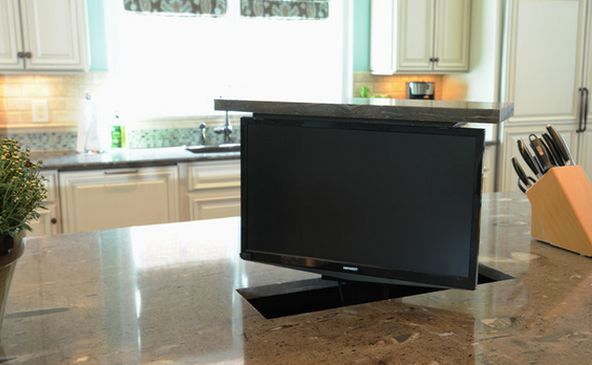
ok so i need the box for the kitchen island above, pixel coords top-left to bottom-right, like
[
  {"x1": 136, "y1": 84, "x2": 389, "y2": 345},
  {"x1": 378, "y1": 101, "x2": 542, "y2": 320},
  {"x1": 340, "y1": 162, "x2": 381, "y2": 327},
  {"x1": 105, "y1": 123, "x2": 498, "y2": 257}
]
[{"x1": 2, "y1": 193, "x2": 591, "y2": 364}]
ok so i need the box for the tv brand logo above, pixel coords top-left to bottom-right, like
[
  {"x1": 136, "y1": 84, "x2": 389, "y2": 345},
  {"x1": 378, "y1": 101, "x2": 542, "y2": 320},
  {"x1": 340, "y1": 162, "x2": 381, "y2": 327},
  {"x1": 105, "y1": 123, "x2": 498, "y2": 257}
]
[{"x1": 342, "y1": 266, "x2": 358, "y2": 272}]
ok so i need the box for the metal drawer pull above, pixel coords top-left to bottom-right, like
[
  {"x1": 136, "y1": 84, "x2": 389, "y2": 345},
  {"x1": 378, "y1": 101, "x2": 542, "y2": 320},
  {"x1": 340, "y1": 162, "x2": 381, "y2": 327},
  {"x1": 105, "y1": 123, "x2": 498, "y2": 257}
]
[{"x1": 104, "y1": 169, "x2": 139, "y2": 175}]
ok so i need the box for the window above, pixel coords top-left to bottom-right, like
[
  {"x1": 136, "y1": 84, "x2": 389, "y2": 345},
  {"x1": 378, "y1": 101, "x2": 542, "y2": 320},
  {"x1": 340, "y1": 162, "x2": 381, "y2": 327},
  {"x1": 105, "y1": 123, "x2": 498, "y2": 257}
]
[{"x1": 107, "y1": 0, "x2": 351, "y2": 121}]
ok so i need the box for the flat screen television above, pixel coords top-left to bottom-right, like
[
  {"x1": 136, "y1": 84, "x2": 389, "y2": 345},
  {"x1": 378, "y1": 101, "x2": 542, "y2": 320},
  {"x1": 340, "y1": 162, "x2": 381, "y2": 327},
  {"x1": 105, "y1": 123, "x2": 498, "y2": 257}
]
[{"x1": 240, "y1": 117, "x2": 484, "y2": 290}]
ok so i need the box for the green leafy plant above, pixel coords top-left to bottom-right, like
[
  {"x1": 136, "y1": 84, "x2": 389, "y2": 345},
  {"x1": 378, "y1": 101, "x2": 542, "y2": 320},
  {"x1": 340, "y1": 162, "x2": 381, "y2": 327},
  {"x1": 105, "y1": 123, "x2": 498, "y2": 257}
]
[{"x1": 0, "y1": 139, "x2": 46, "y2": 242}]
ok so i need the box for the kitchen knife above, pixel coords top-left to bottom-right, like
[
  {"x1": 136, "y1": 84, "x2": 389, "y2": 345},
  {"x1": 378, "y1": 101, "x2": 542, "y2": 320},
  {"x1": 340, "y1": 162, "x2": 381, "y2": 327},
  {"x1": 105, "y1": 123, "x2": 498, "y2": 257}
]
[
  {"x1": 517, "y1": 138, "x2": 541, "y2": 178},
  {"x1": 542, "y1": 133, "x2": 564, "y2": 166},
  {"x1": 529, "y1": 134, "x2": 553, "y2": 174},
  {"x1": 546, "y1": 125, "x2": 576, "y2": 165},
  {"x1": 512, "y1": 157, "x2": 535, "y2": 193}
]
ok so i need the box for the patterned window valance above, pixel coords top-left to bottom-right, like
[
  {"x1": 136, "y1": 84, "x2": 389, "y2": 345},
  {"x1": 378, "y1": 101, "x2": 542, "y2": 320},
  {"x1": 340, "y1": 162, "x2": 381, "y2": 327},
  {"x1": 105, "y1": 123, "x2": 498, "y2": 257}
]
[
  {"x1": 240, "y1": 0, "x2": 329, "y2": 19},
  {"x1": 124, "y1": 0, "x2": 227, "y2": 16}
]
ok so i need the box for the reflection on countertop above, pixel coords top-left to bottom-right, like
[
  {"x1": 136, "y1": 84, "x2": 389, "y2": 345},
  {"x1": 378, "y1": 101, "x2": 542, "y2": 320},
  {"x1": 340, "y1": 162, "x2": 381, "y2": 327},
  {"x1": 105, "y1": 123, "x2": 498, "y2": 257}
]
[{"x1": 2, "y1": 193, "x2": 592, "y2": 364}]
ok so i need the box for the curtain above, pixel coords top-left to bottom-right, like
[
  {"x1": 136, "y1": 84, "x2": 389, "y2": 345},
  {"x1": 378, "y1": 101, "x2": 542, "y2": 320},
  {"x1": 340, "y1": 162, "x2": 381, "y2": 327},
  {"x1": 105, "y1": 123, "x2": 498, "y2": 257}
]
[
  {"x1": 123, "y1": 0, "x2": 227, "y2": 16},
  {"x1": 240, "y1": 0, "x2": 328, "y2": 19}
]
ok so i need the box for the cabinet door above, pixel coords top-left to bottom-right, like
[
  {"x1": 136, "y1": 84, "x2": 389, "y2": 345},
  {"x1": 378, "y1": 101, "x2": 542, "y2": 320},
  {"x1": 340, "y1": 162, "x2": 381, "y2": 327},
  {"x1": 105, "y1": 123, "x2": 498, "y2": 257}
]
[
  {"x1": 0, "y1": 0, "x2": 23, "y2": 69},
  {"x1": 502, "y1": 0, "x2": 586, "y2": 126},
  {"x1": 433, "y1": 0, "x2": 470, "y2": 71},
  {"x1": 20, "y1": 0, "x2": 88, "y2": 70},
  {"x1": 189, "y1": 188, "x2": 240, "y2": 221},
  {"x1": 60, "y1": 167, "x2": 179, "y2": 234},
  {"x1": 396, "y1": 0, "x2": 434, "y2": 71},
  {"x1": 27, "y1": 204, "x2": 59, "y2": 237}
]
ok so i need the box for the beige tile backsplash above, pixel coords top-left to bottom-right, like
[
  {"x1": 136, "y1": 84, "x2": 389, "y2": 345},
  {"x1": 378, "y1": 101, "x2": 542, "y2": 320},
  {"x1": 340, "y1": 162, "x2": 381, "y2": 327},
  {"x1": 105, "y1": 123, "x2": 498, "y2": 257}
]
[
  {"x1": 0, "y1": 73, "x2": 107, "y2": 130},
  {"x1": 353, "y1": 72, "x2": 445, "y2": 100}
]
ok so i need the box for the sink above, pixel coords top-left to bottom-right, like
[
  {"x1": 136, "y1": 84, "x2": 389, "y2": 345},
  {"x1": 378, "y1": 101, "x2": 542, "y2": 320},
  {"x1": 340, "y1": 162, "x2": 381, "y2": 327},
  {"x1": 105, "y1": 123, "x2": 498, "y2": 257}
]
[{"x1": 185, "y1": 143, "x2": 241, "y2": 154}]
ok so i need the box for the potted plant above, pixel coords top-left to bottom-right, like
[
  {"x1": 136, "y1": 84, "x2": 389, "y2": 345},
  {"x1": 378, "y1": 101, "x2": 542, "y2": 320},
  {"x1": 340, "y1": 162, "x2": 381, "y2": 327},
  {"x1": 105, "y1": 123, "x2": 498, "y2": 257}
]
[{"x1": 0, "y1": 138, "x2": 46, "y2": 333}]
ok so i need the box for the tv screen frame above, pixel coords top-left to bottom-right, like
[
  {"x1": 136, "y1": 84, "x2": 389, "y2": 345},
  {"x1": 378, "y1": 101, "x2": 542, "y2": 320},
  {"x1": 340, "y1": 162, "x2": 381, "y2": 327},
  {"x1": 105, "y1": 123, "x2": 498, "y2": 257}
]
[{"x1": 240, "y1": 116, "x2": 485, "y2": 290}]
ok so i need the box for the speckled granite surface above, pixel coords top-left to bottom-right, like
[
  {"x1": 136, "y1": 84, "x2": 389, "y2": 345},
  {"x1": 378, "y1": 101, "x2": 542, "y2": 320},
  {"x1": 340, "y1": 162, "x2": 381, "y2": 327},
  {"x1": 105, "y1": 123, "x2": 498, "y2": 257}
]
[
  {"x1": 215, "y1": 98, "x2": 514, "y2": 124},
  {"x1": 2, "y1": 193, "x2": 592, "y2": 364},
  {"x1": 31, "y1": 146, "x2": 240, "y2": 171}
]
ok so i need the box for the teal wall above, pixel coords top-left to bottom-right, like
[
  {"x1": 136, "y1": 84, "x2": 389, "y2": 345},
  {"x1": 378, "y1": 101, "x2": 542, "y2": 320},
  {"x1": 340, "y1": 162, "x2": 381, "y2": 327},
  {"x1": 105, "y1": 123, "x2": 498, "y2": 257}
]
[
  {"x1": 87, "y1": 0, "x2": 108, "y2": 71},
  {"x1": 353, "y1": 0, "x2": 370, "y2": 72}
]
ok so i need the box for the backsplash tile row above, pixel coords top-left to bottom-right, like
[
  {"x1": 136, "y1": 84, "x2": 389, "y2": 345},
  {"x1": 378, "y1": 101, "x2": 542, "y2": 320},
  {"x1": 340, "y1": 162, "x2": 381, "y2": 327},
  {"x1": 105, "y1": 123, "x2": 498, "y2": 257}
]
[
  {"x1": 3, "y1": 131, "x2": 77, "y2": 151},
  {"x1": 1, "y1": 126, "x2": 241, "y2": 151}
]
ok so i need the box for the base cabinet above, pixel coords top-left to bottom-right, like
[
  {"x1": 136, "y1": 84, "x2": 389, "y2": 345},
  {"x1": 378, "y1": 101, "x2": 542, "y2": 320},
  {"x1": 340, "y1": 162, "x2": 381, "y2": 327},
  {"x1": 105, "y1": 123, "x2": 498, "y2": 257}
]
[
  {"x1": 27, "y1": 170, "x2": 60, "y2": 237},
  {"x1": 179, "y1": 160, "x2": 241, "y2": 221},
  {"x1": 188, "y1": 188, "x2": 241, "y2": 221},
  {"x1": 59, "y1": 166, "x2": 179, "y2": 234}
]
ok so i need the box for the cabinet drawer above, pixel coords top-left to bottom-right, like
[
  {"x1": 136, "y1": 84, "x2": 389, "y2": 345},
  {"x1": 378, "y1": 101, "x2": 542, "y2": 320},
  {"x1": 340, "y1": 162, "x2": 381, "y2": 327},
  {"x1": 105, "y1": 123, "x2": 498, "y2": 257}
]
[
  {"x1": 59, "y1": 166, "x2": 179, "y2": 234},
  {"x1": 187, "y1": 160, "x2": 240, "y2": 191}
]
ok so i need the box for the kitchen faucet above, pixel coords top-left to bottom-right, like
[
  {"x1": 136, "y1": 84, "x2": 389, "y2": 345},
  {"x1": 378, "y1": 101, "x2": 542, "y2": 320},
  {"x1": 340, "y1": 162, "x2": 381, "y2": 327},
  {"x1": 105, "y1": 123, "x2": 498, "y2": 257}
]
[{"x1": 214, "y1": 111, "x2": 233, "y2": 144}]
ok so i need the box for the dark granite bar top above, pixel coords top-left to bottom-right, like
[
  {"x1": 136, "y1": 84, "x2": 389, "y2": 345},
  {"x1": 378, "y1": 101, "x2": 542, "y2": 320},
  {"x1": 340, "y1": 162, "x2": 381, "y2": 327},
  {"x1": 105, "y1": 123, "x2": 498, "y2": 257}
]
[
  {"x1": 215, "y1": 97, "x2": 514, "y2": 124},
  {"x1": 2, "y1": 193, "x2": 591, "y2": 364},
  {"x1": 32, "y1": 146, "x2": 240, "y2": 171}
]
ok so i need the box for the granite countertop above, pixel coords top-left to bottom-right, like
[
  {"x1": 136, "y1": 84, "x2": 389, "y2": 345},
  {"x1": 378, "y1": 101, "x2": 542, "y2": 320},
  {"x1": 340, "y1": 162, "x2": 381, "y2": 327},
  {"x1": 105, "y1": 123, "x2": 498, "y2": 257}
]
[
  {"x1": 215, "y1": 97, "x2": 514, "y2": 124},
  {"x1": 31, "y1": 146, "x2": 240, "y2": 171},
  {"x1": 2, "y1": 193, "x2": 591, "y2": 364}
]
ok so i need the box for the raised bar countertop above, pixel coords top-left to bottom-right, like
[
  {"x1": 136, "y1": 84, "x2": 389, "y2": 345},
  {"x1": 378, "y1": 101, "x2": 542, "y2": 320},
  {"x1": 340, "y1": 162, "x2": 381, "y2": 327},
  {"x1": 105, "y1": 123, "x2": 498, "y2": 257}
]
[
  {"x1": 31, "y1": 147, "x2": 240, "y2": 171},
  {"x1": 215, "y1": 98, "x2": 514, "y2": 124},
  {"x1": 2, "y1": 193, "x2": 592, "y2": 364}
]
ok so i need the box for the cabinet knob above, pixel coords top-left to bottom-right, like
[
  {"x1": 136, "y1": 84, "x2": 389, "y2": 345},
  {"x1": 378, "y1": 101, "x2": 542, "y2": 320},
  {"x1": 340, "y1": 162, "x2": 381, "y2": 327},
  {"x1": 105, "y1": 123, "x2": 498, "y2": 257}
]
[
  {"x1": 24, "y1": 52, "x2": 32, "y2": 59},
  {"x1": 50, "y1": 218, "x2": 57, "y2": 224},
  {"x1": 434, "y1": 57, "x2": 440, "y2": 63},
  {"x1": 17, "y1": 51, "x2": 25, "y2": 58}
]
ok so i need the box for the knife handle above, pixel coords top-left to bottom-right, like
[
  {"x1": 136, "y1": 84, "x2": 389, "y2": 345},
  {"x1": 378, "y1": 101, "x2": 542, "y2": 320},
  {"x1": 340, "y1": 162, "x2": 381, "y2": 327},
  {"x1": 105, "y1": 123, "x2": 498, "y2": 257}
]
[
  {"x1": 517, "y1": 138, "x2": 541, "y2": 178},
  {"x1": 529, "y1": 134, "x2": 553, "y2": 174}
]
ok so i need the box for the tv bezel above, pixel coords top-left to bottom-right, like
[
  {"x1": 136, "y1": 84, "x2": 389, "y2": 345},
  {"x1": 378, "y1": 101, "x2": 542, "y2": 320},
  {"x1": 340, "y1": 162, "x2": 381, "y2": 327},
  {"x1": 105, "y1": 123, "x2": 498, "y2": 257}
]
[{"x1": 240, "y1": 116, "x2": 484, "y2": 290}]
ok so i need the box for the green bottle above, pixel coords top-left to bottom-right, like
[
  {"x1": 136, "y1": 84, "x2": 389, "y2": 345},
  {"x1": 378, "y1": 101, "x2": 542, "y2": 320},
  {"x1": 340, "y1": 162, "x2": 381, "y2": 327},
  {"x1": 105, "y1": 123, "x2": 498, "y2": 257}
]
[{"x1": 111, "y1": 115, "x2": 125, "y2": 148}]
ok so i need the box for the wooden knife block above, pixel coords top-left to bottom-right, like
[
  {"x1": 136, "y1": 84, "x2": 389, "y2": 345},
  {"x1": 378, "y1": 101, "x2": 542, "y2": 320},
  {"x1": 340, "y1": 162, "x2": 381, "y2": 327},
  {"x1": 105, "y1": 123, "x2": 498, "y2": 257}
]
[{"x1": 526, "y1": 166, "x2": 592, "y2": 256}]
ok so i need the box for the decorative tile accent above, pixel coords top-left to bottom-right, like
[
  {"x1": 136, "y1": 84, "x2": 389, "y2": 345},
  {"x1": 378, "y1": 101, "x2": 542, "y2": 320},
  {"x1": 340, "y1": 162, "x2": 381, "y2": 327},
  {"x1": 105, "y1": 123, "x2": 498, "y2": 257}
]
[
  {"x1": 127, "y1": 126, "x2": 240, "y2": 149},
  {"x1": 124, "y1": 0, "x2": 227, "y2": 16},
  {"x1": 3, "y1": 132, "x2": 77, "y2": 152},
  {"x1": 240, "y1": 0, "x2": 328, "y2": 19}
]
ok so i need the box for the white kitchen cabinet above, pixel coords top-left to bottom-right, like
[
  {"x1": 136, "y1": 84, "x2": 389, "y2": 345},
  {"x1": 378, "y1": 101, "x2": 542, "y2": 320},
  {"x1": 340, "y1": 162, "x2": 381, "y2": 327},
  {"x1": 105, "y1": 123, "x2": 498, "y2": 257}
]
[
  {"x1": 499, "y1": 0, "x2": 591, "y2": 188},
  {"x1": 27, "y1": 170, "x2": 61, "y2": 237},
  {"x1": 0, "y1": 0, "x2": 89, "y2": 71},
  {"x1": 178, "y1": 160, "x2": 240, "y2": 221},
  {"x1": 0, "y1": 0, "x2": 23, "y2": 70},
  {"x1": 482, "y1": 144, "x2": 496, "y2": 193},
  {"x1": 59, "y1": 166, "x2": 179, "y2": 234},
  {"x1": 370, "y1": 0, "x2": 470, "y2": 74}
]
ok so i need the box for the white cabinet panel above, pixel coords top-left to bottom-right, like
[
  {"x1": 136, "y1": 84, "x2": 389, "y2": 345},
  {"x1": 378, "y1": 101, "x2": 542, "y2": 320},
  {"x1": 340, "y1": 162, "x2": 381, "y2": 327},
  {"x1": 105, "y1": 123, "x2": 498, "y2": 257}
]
[
  {"x1": 179, "y1": 160, "x2": 241, "y2": 221},
  {"x1": 396, "y1": 0, "x2": 433, "y2": 71},
  {"x1": 0, "y1": 0, "x2": 23, "y2": 69},
  {"x1": 505, "y1": 0, "x2": 585, "y2": 124},
  {"x1": 27, "y1": 170, "x2": 60, "y2": 237},
  {"x1": 370, "y1": 0, "x2": 470, "y2": 73},
  {"x1": 27, "y1": 204, "x2": 59, "y2": 237},
  {"x1": 189, "y1": 188, "x2": 240, "y2": 221},
  {"x1": 578, "y1": 130, "x2": 592, "y2": 177},
  {"x1": 19, "y1": 0, "x2": 88, "y2": 70},
  {"x1": 187, "y1": 160, "x2": 240, "y2": 190},
  {"x1": 59, "y1": 167, "x2": 179, "y2": 234},
  {"x1": 433, "y1": 0, "x2": 471, "y2": 71},
  {"x1": 482, "y1": 144, "x2": 496, "y2": 193}
]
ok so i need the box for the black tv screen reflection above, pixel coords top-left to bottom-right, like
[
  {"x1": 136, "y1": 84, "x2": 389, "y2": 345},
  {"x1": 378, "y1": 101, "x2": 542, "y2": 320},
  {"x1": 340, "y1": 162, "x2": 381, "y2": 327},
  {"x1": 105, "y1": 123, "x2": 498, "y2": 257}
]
[{"x1": 240, "y1": 117, "x2": 484, "y2": 290}]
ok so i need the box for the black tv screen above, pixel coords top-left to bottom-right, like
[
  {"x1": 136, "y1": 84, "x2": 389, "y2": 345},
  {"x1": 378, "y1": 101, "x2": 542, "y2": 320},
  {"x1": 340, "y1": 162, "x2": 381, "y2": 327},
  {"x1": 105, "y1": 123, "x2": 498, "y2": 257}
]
[{"x1": 240, "y1": 117, "x2": 484, "y2": 290}]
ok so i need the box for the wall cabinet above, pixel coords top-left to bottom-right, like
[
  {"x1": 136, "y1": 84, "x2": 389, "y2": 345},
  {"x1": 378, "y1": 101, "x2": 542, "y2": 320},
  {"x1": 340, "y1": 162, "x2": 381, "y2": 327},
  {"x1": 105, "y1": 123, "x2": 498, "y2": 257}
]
[
  {"x1": 179, "y1": 160, "x2": 241, "y2": 221},
  {"x1": 59, "y1": 166, "x2": 179, "y2": 234},
  {"x1": 370, "y1": 0, "x2": 471, "y2": 74},
  {"x1": 499, "y1": 0, "x2": 591, "y2": 190},
  {"x1": 0, "y1": 0, "x2": 89, "y2": 71},
  {"x1": 27, "y1": 170, "x2": 61, "y2": 237}
]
